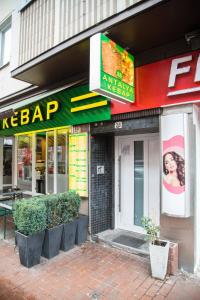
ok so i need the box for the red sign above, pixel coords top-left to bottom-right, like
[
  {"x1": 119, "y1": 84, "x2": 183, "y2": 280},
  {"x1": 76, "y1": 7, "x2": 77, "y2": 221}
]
[{"x1": 111, "y1": 50, "x2": 200, "y2": 115}]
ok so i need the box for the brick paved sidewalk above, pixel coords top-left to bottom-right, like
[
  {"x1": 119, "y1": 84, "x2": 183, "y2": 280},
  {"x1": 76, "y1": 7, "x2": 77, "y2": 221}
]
[{"x1": 0, "y1": 240, "x2": 200, "y2": 300}]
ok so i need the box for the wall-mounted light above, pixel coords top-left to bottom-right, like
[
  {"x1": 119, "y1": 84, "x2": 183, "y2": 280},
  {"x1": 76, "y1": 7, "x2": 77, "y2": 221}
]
[
  {"x1": 185, "y1": 29, "x2": 200, "y2": 50},
  {"x1": 103, "y1": 31, "x2": 109, "y2": 36}
]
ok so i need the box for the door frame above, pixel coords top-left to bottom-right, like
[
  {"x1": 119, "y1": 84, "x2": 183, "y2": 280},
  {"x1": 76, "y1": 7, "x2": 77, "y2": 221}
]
[
  {"x1": 114, "y1": 133, "x2": 160, "y2": 233},
  {"x1": 46, "y1": 130, "x2": 57, "y2": 194}
]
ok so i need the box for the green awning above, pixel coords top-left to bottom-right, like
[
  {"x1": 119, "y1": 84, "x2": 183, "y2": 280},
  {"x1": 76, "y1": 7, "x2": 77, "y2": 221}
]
[{"x1": 0, "y1": 84, "x2": 110, "y2": 136}]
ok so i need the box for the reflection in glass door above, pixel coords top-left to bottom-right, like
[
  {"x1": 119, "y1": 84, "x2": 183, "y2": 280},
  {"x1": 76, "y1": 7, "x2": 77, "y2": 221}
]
[
  {"x1": 3, "y1": 137, "x2": 13, "y2": 187},
  {"x1": 17, "y1": 135, "x2": 32, "y2": 191},
  {"x1": 35, "y1": 133, "x2": 46, "y2": 194},
  {"x1": 57, "y1": 129, "x2": 68, "y2": 193},
  {"x1": 46, "y1": 131, "x2": 55, "y2": 194}
]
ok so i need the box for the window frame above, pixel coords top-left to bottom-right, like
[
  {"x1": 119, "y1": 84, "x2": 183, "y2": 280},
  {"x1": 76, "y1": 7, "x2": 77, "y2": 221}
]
[{"x1": 0, "y1": 17, "x2": 12, "y2": 68}]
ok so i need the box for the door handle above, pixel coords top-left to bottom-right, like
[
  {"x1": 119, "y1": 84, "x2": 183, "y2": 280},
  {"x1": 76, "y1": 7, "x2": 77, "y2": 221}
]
[{"x1": 118, "y1": 155, "x2": 121, "y2": 212}]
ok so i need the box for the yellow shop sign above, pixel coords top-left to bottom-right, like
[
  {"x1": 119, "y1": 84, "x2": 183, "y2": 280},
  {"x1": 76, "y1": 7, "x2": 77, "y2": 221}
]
[{"x1": 2, "y1": 100, "x2": 59, "y2": 129}]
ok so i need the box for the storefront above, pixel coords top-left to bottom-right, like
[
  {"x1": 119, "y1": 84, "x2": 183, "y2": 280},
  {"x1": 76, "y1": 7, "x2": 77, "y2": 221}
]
[
  {"x1": 89, "y1": 40, "x2": 200, "y2": 273},
  {"x1": 1, "y1": 30, "x2": 200, "y2": 272},
  {"x1": 0, "y1": 83, "x2": 111, "y2": 214}
]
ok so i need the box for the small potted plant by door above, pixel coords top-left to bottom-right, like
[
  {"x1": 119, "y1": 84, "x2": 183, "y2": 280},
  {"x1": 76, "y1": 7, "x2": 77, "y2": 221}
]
[
  {"x1": 60, "y1": 191, "x2": 81, "y2": 251},
  {"x1": 41, "y1": 194, "x2": 63, "y2": 259},
  {"x1": 141, "y1": 217, "x2": 169, "y2": 280},
  {"x1": 13, "y1": 198, "x2": 46, "y2": 268}
]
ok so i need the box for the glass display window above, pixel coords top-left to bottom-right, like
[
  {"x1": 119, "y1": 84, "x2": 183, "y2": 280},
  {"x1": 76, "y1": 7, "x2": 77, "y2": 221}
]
[{"x1": 17, "y1": 135, "x2": 32, "y2": 191}]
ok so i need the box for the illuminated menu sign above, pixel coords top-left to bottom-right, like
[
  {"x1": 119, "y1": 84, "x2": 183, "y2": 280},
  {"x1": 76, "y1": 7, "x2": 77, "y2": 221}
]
[
  {"x1": 69, "y1": 133, "x2": 88, "y2": 197},
  {"x1": 90, "y1": 33, "x2": 135, "y2": 103}
]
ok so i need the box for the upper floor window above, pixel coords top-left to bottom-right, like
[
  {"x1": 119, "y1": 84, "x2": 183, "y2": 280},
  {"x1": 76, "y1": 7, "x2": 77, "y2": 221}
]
[{"x1": 0, "y1": 18, "x2": 11, "y2": 68}]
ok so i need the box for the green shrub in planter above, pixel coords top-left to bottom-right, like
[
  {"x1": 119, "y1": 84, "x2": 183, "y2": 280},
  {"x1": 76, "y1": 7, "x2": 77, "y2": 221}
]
[
  {"x1": 59, "y1": 191, "x2": 81, "y2": 251},
  {"x1": 41, "y1": 194, "x2": 62, "y2": 228},
  {"x1": 40, "y1": 194, "x2": 63, "y2": 259},
  {"x1": 59, "y1": 191, "x2": 81, "y2": 223},
  {"x1": 14, "y1": 198, "x2": 46, "y2": 235},
  {"x1": 13, "y1": 198, "x2": 46, "y2": 268}
]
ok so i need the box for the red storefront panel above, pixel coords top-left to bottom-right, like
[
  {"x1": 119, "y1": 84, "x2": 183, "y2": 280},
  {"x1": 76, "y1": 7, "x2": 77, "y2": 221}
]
[{"x1": 111, "y1": 50, "x2": 200, "y2": 115}]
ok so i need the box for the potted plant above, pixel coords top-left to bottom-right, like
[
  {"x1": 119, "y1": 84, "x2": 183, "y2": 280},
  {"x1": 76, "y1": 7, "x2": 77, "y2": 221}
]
[
  {"x1": 13, "y1": 198, "x2": 46, "y2": 268},
  {"x1": 141, "y1": 216, "x2": 169, "y2": 280},
  {"x1": 41, "y1": 194, "x2": 63, "y2": 259},
  {"x1": 59, "y1": 191, "x2": 81, "y2": 251}
]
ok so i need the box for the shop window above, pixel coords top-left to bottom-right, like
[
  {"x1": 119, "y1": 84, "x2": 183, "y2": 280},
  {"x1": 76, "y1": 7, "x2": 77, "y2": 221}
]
[
  {"x1": 46, "y1": 131, "x2": 54, "y2": 194},
  {"x1": 15, "y1": 128, "x2": 88, "y2": 195},
  {"x1": 57, "y1": 129, "x2": 68, "y2": 193},
  {"x1": 0, "y1": 18, "x2": 11, "y2": 67},
  {"x1": 17, "y1": 135, "x2": 32, "y2": 191},
  {"x1": 35, "y1": 133, "x2": 46, "y2": 194},
  {"x1": 3, "y1": 138, "x2": 13, "y2": 186}
]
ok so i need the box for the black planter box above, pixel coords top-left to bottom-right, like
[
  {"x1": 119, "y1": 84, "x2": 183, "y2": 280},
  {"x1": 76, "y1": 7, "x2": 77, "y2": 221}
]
[
  {"x1": 42, "y1": 224, "x2": 63, "y2": 259},
  {"x1": 75, "y1": 214, "x2": 89, "y2": 245},
  {"x1": 16, "y1": 230, "x2": 45, "y2": 268},
  {"x1": 60, "y1": 219, "x2": 77, "y2": 251}
]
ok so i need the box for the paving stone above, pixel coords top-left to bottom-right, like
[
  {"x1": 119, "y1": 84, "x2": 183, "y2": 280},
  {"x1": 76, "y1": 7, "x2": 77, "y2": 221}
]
[{"x1": 0, "y1": 240, "x2": 199, "y2": 300}]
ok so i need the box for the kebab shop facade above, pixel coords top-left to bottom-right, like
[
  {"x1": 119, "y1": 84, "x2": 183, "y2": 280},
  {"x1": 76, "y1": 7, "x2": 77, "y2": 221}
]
[
  {"x1": 89, "y1": 36, "x2": 200, "y2": 273},
  {"x1": 0, "y1": 84, "x2": 110, "y2": 219},
  {"x1": 0, "y1": 33, "x2": 200, "y2": 271}
]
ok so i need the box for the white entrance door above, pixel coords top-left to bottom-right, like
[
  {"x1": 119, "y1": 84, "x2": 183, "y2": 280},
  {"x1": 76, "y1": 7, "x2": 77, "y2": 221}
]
[{"x1": 115, "y1": 134, "x2": 160, "y2": 233}]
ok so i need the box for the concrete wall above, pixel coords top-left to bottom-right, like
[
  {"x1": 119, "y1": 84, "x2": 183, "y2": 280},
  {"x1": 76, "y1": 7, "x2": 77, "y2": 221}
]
[
  {"x1": 0, "y1": 0, "x2": 19, "y2": 21},
  {"x1": 0, "y1": 0, "x2": 30, "y2": 100}
]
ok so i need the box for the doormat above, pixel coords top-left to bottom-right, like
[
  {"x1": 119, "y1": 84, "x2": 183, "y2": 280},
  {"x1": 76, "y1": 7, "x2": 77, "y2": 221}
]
[{"x1": 112, "y1": 235, "x2": 146, "y2": 248}]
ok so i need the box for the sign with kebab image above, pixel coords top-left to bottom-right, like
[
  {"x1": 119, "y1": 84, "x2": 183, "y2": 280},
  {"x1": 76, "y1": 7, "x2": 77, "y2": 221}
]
[{"x1": 90, "y1": 33, "x2": 135, "y2": 103}]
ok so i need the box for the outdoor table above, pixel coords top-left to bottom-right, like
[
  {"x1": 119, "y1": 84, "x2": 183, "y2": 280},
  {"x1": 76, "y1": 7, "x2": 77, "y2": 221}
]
[
  {"x1": 0, "y1": 199, "x2": 14, "y2": 239},
  {"x1": 0, "y1": 191, "x2": 23, "y2": 239},
  {"x1": 0, "y1": 190, "x2": 23, "y2": 200}
]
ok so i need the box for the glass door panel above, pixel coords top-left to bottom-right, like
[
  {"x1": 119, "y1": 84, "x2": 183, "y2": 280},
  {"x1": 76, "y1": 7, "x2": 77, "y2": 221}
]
[
  {"x1": 134, "y1": 141, "x2": 144, "y2": 226},
  {"x1": 35, "y1": 133, "x2": 46, "y2": 194},
  {"x1": 57, "y1": 129, "x2": 68, "y2": 193},
  {"x1": 17, "y1": 135, "x2": 32, "y2": 191},
  {"x1": 46, "y1": 131, "x2": 54, "y2": 194}
]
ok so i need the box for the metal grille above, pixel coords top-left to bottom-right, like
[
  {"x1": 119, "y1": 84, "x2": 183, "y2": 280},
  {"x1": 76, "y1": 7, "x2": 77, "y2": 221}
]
[{"x1": 111, "y1": 108, "x2": 163, "y2": 121}]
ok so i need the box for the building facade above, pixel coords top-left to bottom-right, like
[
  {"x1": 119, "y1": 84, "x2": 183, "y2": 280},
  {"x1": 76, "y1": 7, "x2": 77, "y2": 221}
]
[{"x1": 0, "y1": 0, "x2": 200, "y2": 273}]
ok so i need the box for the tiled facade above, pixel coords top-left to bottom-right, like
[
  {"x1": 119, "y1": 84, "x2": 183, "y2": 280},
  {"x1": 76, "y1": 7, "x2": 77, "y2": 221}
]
[{"x1": 91, "y1": 135, "x2": 114, "y2": 235}]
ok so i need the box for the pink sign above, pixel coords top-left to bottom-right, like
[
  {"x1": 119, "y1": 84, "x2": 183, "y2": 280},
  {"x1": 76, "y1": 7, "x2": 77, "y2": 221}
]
[{"x1": 162, "y1": 135, "x2": 185, "y2": 194}]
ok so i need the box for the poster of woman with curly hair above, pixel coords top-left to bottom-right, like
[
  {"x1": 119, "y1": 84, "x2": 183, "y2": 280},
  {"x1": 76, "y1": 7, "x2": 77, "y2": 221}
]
[
  {"x1": 163, "y1": 148, "x2": 185, "y2": 194},
  {"x1": 163, "y1": 151, "x2": 185, "y2": 187},
  {"x1": 163, "y1": 134, "x2": 185, "y2": 195},
  {"x1": 161, "y1": 113, "x2": 190, "y2": 217}
]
